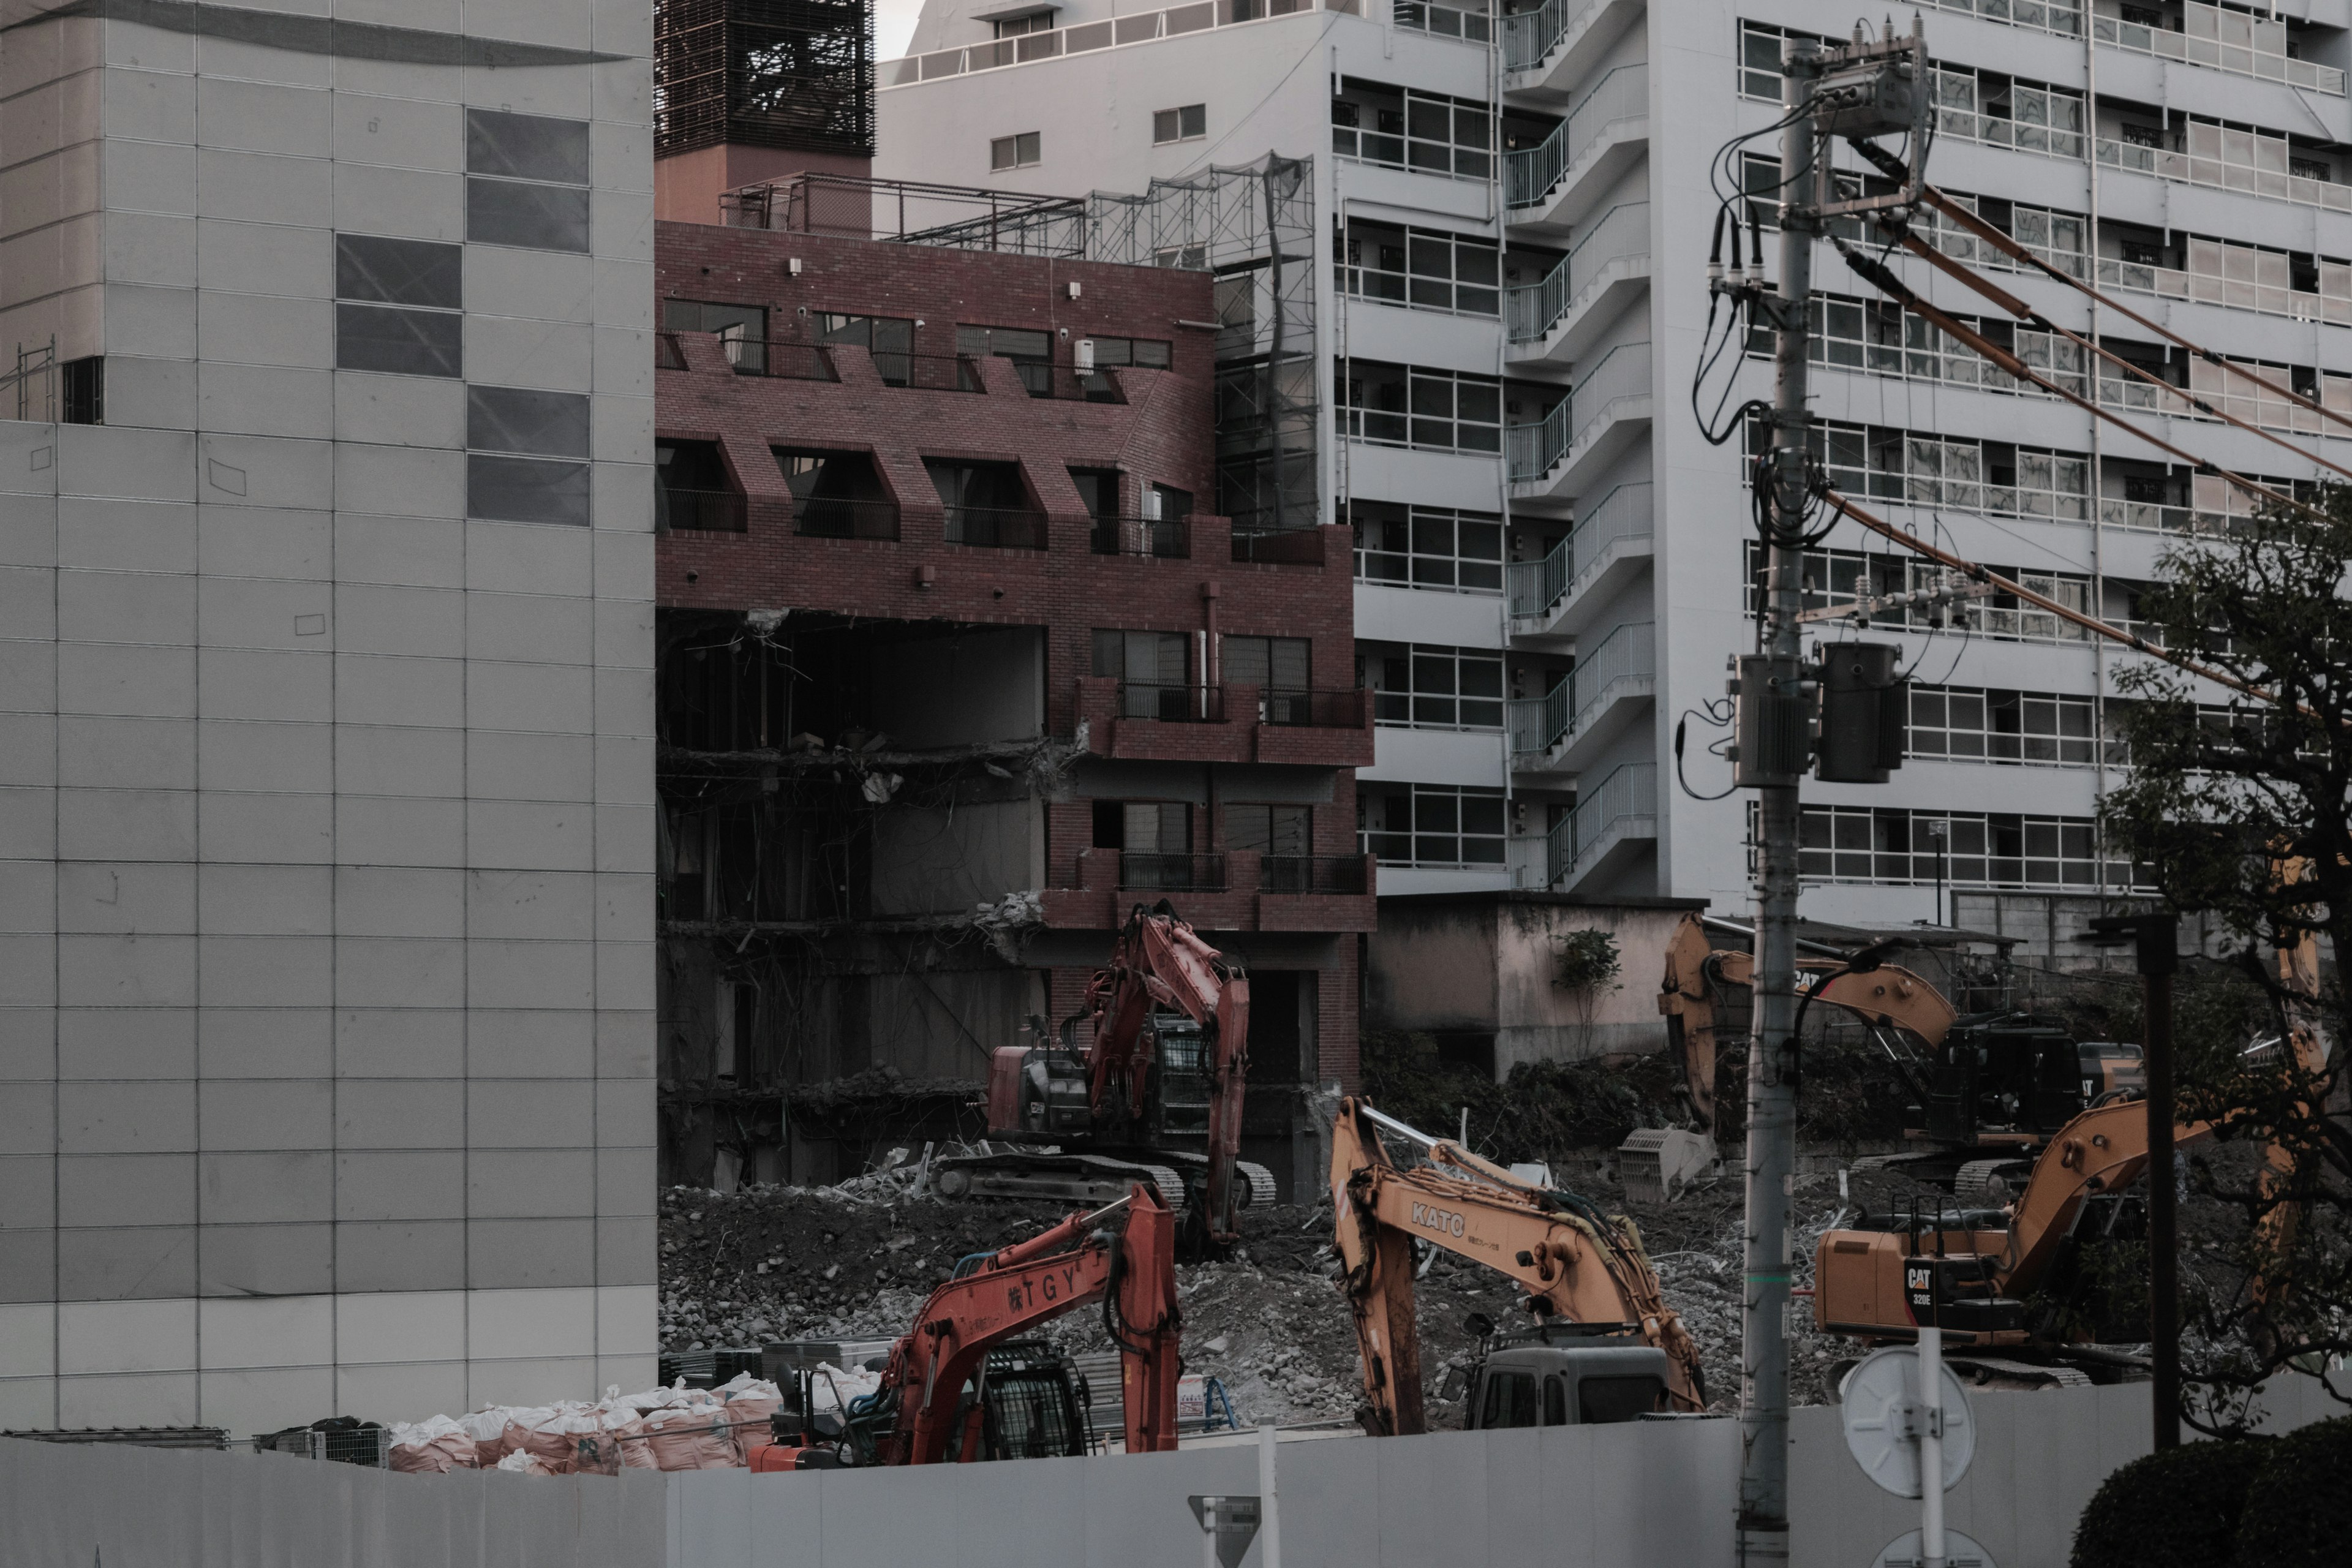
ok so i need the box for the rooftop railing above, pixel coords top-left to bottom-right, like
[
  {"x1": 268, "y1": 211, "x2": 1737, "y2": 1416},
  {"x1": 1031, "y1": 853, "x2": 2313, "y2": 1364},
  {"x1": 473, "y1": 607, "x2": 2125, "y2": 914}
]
[{"x1": 884, "y1": 0, "x2": 1360, "y2": 85}]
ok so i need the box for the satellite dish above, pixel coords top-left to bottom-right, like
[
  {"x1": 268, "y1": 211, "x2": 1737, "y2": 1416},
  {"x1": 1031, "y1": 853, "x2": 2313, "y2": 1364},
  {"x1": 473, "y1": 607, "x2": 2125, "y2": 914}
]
[
  {"x1": 1872, "y1": 1528, "x2": 1996, "y2": 1568},
  {"x1": 1841, "y1": 1345, "x2": 1975, "y2": 1498}
]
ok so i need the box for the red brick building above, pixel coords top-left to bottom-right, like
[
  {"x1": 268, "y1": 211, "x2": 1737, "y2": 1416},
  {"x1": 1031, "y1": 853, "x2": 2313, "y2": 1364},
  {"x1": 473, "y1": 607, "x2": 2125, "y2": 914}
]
[{"x1": 651, "y1": 213, "x2": 1368, "y2": 1198}]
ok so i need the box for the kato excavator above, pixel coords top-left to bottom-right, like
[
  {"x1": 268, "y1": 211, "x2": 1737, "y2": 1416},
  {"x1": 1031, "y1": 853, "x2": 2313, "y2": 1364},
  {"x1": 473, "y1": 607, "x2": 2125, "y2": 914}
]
[
  {"x1": 933, "y1": 899, "x2": 1275, "y2": 1249},
  {"x1": 1330, "y1": 1097, "x2": 1706, "y2": 1436},
  {"x1": 752, "y1": 1182, "x2": 1182, "y2": 1469},
  {"x1": 1646, "y1": 912, "x2": 2144, "y2": 1199}
]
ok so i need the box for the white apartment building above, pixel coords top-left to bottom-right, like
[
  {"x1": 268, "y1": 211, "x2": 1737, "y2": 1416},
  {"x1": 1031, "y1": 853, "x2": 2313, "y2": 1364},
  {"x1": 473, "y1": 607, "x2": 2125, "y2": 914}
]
[
  {"x1": 876, "y1": 0, "x2": 2347, "y2": 938},
  {"x1": 1, "y1": 3, "x2": 658, "y2": 1433}
]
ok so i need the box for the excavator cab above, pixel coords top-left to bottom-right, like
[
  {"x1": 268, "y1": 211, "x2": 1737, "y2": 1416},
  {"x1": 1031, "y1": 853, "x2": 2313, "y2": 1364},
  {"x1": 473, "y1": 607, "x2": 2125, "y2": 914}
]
[
  {"x1": 942, "y1": 1343, "x2": 1093, "y2": 1462},
  {"x1": 1457, "y1": 1324, "x2": 1672, "y2": 1430},
  {"x1": 1924, "y1": 1016, "x2": 2095, "y2": 1140}
]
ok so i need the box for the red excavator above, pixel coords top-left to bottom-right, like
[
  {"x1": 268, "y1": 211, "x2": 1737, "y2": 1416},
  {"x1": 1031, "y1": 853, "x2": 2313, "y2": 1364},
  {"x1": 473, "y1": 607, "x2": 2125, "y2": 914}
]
[
  {"x1": 752, "y1": 1182, "x2": 1182, "y2": 1469},
  {"x1": 933, "y1": 899, "x2": 1275, "y2": 1249}
]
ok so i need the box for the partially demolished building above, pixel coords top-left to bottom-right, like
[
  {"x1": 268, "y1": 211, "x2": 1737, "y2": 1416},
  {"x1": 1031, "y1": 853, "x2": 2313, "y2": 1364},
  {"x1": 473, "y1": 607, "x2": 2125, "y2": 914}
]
[{"x1": 651, "y1": 205, "x2": 1372, "y2": 1198}]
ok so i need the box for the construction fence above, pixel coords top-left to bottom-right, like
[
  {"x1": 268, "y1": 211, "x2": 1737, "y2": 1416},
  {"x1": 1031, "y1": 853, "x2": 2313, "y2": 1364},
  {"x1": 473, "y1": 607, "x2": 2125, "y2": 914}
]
[{"x1": 2, "y1": 1374, "x2": 2338, "y2": 1568}]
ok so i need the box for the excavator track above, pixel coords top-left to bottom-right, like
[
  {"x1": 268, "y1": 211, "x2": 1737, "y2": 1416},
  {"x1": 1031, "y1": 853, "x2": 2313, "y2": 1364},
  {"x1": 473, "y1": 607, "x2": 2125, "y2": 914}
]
[
  {"x1": 930, "y1": 1150, "x2": 1189, "y2": 1214},
  {"x1": 1238, "y1": 1161, "x2": 1278, "y2": 1210},
  {"x1": 1953, "y1": 1156, "x2": 2031, "y2": 1204}
]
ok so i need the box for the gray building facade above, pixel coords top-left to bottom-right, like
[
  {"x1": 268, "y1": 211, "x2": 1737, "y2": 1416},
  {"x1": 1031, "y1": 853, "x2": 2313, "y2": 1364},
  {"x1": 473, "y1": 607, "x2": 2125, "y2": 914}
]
[{"x1": 1, "y1": 1, "x2": 658, "y2": 1434}]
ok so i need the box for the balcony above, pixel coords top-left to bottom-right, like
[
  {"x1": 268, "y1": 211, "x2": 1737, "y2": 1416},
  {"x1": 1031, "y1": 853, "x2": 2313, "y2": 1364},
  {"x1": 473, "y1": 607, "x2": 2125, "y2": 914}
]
[
  {"x1": 2095, "y1": 3, "x2": 2345, "y2": 97},
  {"x1": 1507, "y1": 481, "x2": 1652, "y2": 641},
  {"x1": 1501, "y1": 0, "x2": 1646, "y2": 105},
  {"x1": 2096, "y1": 124, "x2": 2352, "y2": 215},
  {"x1": 1120, "y1": 851, "x2": 1227, "y2": 892},
  {"x1": 1508, "y1": 340, "x2": 1651, "y2": 501},
  {"x1": 1395, "y1": 0, "x2": 1490, "y2": 43},
  {"x1": 1544, "y1": 761, "x2": 1656, "y2": 891},
  {"x1": 943, "y1": 505, "x2": 1049, "y2": 549},
  {"x1": 1090, "y1": 514, "x2": 1190, "y2": 559},
  {"x1": 884, "y1": 0, "x2": 1362, "y2": 86},
  {"x1": 1041, "y1": 847, "x2": 1376, "y2": 932},
  {"x1": 657, "y1": 487, "x2": 747, "y2": 533},
  {"x1": 792, "y1": 497, "x2": 901, "y2": 540},
  {"x1": 1232, "y1": 527, "x2": 1327, "y2": 566},
  {"x1": 1261, "y1": 853, "x2": 1369, "y2": 895},
  {"x1": 1504, "y1": 64, "x2": 1646, "y2": 236},
  {"x1": 1075, "y1": 677, "x2": 1372, "y2": 765},
  {"x1": 1509, "y1": 619, "x2": 1653, "y2": 775},
  {"x1": 1507, "y1": 202, "x2": 1647, "y2": 368}
]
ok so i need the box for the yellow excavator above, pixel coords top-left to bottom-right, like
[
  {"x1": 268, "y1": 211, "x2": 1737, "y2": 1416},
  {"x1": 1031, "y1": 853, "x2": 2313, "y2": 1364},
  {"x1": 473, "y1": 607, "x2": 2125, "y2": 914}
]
[
  {"x1": 1329, "y1": 1097, "x2": 1706, "y2": 1436},
  {"x1": 1645, "y1": 913, "x2": 2146, "y2": 1200}
]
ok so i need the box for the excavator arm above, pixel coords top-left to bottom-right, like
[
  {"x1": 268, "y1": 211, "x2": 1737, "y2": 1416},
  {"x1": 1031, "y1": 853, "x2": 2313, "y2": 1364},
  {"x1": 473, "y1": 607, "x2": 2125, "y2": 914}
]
[
  {"x1": 1081, "y1": 900, "x2": 1253, "y2": 1244},
  {"x1": 1330, "y1": 1098, "x2": 1705, "y2": 1435},
  {"x1": 875, "y1": 1183, "x2": 1182, "y2": 1464}
]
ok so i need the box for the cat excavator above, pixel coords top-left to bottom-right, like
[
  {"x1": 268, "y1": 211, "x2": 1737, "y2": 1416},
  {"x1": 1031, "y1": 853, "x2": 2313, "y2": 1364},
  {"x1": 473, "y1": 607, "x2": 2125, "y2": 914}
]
[
  {"x1": 753, "y1": 1182, "x2": 1183, "y2": 1469},
  {"x1": 932, "y1": 900, "x2": 1275, "y2": 1250},
  {"x1": 1330, "y1": 1098, "x2": 1706, "y2": 1436}
]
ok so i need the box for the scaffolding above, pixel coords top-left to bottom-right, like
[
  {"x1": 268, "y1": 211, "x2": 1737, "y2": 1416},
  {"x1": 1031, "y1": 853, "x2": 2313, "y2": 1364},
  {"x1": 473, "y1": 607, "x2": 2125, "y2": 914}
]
[
  {"x1": 655, "y1": 0, "x2": 876, "y2": 159},
  {"x1": 725, "y1": 157, "x2": 1323, "y2": 534}
]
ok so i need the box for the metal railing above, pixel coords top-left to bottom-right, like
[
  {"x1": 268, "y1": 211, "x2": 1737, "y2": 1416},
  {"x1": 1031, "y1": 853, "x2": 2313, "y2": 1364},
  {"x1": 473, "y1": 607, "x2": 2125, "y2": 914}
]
[
  {"x1": 1232, "y1": 527, "x2": 1326, "y2": 565},
  {"x1": 1259, "y1": 687, "x2": 1365, "y2": 728},
  {"x1": 1507, "y1": 201, "x2": 1647, "y2": 344},
  {"x1": 943, "y1": 505, "x2": 1048, "y2": 548},
  {"x1": 884, "y1": 0, "x2": 1359, "y2": 84},
  {"x1": 1507, "y1": 481, "x2": 1652, "y2": 620},
  {"x1": 793, "y1": 497, "x2": 900, "y2": 540},
  {"x1": 1502, "y1": 0, "x2": 1599, "y2": 74},
  {"x1": 1567, "y1": 619, "x2": 1654, "y2": 737},
  {"x1": 725, "y1": 339, "x2": 839, "y2": 380},
  {"x1": 658, "y1": 487, "x2": 747, "y2": 533},
  {"x1": 1117, "y1": 682, "x2": 1224, "y2": 722},
  {"x1": 1395, "y1": 0, "x2": 1490, "y2": 43},
  {"x1": 1507, "y1": 340, "x2": 1649, "y2": 482},
  {"x1": 1260, "y1": 853, "x2": 1370, "y2": 895},
  {"x1": 1549, "y1": 761, "x2": 1656, "y2": 884},
  {"x1": 2097, "y1": 129, "x2": 2352, "y2": 214},
  {"x1": 1119, "y1": 851, "x2": 1227, "y2": 891},
  {"x1": 2095, "y1": 3, "x2": 2345, "y2": 96},
  {"x1": 1917, "y1": 0, "x2": 2080, "y2": 40},
  {"x1": 1509, "y1": 682, "x2": 1571, "y2": 756},
  {"x1": 1090, "y1": 514, "x2": 1190, "y2": 557},
  {"x1": 876, "y1": 352, "x2": 986, "y2": 392},
  {"x1": 1504, "y1": 65, "x2": 1645, "y2": 211},
  {"x1": 2095, "y1": 250, "x2": 2352, "y2": 326}
]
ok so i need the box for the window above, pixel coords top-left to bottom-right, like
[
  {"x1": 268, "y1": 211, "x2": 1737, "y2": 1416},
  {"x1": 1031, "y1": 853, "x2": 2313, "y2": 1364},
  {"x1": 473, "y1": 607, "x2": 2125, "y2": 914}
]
[
  {"x1": 1093, "y1": 628, "x2": 1192, "y2": 719},
  {"x1": 665, "y1": 298, "x2": 770, "y2": 374},
  {"x1": 1739, "y1": 20, "x2": 1822, "y2": 101},
  {"x1": 1478, "y1": 1370, "x2": 1539, "y2": 1430},
  {"x1": 992, "y1": 9, "x2": 1055, "y2": 36},
  {"x1": 1227, "y1": 804, "x2": 1311, "y2": 857},
  {"x1": 1930, "y1": 66, "x2": 2087, "y2": 159},
  {"x1": 959, "y1": 325, "x2": 1054, "y2": 395},
  {"x1": 776, "y1": 447, "x2": 894, "y2": 538},
  {"x1": 927, "y1": 458, "x2": 1041, "y2": 548},
  {"x1": 1359, "y1": 784, "x2": 1506, "y2": 867},
  {"x1": 59, "y1": 356, "x2": 102, "y2": 424},
  {"x1": 1774, "y1": 292, "x2": 2089, "y2": 400},
  {"x1": 1085, "y1": 336, "x2": 1172, "y2": 369},
  {"x1": 1909, "y1": 685, "x2": 2120, "y2": 767},
  {"x1": 655, "y1": 440, "x2": 741, "y2": 533},
  {"x1": 469, "y1": 385, "x2": 591, "y2": 526},
  {"x1": 1338, "y1": 222, "x2": 1500, "y2": 315},
  {"x1": 990, "y1": 131, "x2": 1041, "y2": 170},
  {"x1": 1780, "y1": 805, "x2": 2142, "y2": 890},
  {"x1": 1154, "y1": 105, "x2": 1207, "y2": 144},
  {"x1": 1222, "y1": 635, "x2": 1310, "y2": 693},
  {"x1": 1351, "y1": 503, "x2": 1504, "y2": 593},
  {"x1": 1779, "y1": 417, "x2": 2090, "y2": 522},
  {"x1": 1069, "y1": 468, "x2": 1120, "y2": 521},
  {"x1": 818, "y1": 313, "x2": 916, "y2": 385},
  {"x1": 334, "y1": 233, "x2": 463, "y2": 377},
  {"x1": 1332, "y1": 81, "x2": 1491, "y2": 179},
  {"x1": 1338, "y1": 361, "x2": 1502, "y2": 453},
  {"x1": 465, "y1": 107, "x2": 590, "y2": 253},
  {"x1": 1368, "y1": 644, "x2": 1504, "y2": 731}
]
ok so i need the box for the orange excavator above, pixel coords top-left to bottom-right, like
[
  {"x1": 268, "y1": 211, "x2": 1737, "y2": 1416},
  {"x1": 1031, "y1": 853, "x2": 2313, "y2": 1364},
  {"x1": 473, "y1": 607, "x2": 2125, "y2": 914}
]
[
  {"x1": 1330, "y1": 1097, "x2": 1706, "y2": 1436},
  {"x1": 753, "y1": 1182, "x2": 1182, "y2": 1469},
  {"x1": 936, "y1": 899, "x2": 1274, "y2": 1249}
]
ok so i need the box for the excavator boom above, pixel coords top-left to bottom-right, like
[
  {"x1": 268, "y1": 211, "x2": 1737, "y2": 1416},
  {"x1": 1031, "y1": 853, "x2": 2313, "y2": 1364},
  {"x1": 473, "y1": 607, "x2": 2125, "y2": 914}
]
[{"x1": 1330, "y1": 1098, "x2": 1704, "y2": 1434}]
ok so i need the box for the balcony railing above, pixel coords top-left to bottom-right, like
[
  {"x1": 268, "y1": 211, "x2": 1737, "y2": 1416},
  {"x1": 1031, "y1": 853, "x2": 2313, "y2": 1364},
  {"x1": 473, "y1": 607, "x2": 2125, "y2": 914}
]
[
  {"x1": 1547, "y1": 761, "x2": 1656, "y2": 885},
  {"x1": 884, "y1": 0, "x2": 1359, "y2": 85},
  {"x1": 875, "y1": 352, "x2": 986, "y2": 392},
  {"x1": 1507, "y1": 481, "x2": 1653, "y2": 620},
  {"x1": 658, "y1": 487, "x2": 747, "y2": 533},
  {"x1": 1507, "y1": 200, "x2": 1647, "y2": 344},
  {"x1": 2095, "y1": 3, "x2": 2345, "y2": 96},
  {"x1": 2097, "y1": 128, "x2": 2352, "y2": 214},
  {"x1": 1505, "y1": 64, "x2": 1645, "y2": 211},
  {"x1": 1258, "y1": 687, "x2": 1366, "y2": 728},
  {"x1": 1090, "y1": 514, "x2": 1190, "y2": 557},
  {"x1": 1395, "y1": 0, "x2": 1490, "y2": 43},
  {"x1": 2095, "y1": 251, "x2": 2352, "y2": 327},
  {"x1": 1120, "y1": 851, "x2": 1227, "y2": 891},
  {"x1": 724, "y1": 339, "x2": 839, "y2": 380},
  {"x1": 1502, "y1": 0, "x2": 1599, "y2": 74},
  {"x1": 943, "y1": 505, "x2": 1048, "y2": 548},
  {"x1": 997, "y1": 360, "x2": 1125, "y2": 401},
  {"x1": 1515, "y1": 619, "x2": 1654, "y2": 754},
  {"x1": 793, "y1": 497, "x2": 901, "y2": 540},
  {"x1": 1507, "y1": 340, "x2": 1650, "y2": 481},
  {"x1": 1261, "y1": 853, "x2": 1370, "y2": 895},
  {"x1": 1117, "y1": 682, "x2": 1224, "y2": 722},
  {"x1": 1509, "y1": 682, "x2": 1570, "y2": 756}
]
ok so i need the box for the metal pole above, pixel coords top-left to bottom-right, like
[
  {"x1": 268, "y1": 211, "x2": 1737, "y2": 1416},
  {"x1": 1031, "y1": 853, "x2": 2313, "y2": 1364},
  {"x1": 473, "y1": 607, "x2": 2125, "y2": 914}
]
[
  {"x1": 1258, "y1": 1423, "x2": 1282, "y2": 1568},
  {"x1": 1918, "y1": 1323, "x2": 1946, "y2": 1568},
  {"x1": 2146, "y1": 960, "x2": 2179, "y2": 1450},
  {"x1": 1739, "y1": 40, "x2": 1819, "y2": 1568}
]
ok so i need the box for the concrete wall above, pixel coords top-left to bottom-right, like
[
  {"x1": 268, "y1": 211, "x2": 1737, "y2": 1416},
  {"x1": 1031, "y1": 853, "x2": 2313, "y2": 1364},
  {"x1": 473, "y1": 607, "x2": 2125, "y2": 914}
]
[
  {"x1": 0, "y1": 3, "x2": 658, "y2": 1434},
  {"x1": 3, "y1": 1374, "x2": 2340, "y2": 1567},
  {"x1": 1365, "y1": 894, "x2": 1704, "y2": 1074}
]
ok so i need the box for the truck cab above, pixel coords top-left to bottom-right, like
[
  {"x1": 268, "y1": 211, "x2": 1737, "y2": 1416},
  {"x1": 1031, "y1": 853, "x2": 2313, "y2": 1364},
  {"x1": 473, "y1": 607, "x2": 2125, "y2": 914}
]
[{"x1": 1458, "y1": 1329, "x2": 1673, "y2": 1430}]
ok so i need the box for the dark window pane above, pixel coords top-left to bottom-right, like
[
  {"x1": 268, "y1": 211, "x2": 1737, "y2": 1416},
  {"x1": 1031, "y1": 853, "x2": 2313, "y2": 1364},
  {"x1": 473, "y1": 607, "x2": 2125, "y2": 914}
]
[
  {"x1": 469, "y1": 385, "x2": 590, "y2": 459},
  {"x1": 467, "y1": 177, "x2": 591, "y2": 252},
  {"x1": 336, "y1": 302, "x2": 463, "y2": 377},
  {"x1": 466, "y1": 108, "x2": 590, "y2": 185},
  {"x1": 469, "y1": 454, "x2": 591, "y2": 526},
  {"x1": 336, "y1": 233, "x2": 463, "y2": 309}
]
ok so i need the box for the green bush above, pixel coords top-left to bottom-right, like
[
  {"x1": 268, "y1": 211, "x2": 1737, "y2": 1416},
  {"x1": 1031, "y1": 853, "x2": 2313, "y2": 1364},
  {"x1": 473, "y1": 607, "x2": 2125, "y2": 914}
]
[
  {"x1": 2234, "y1": 1415, "x2": 2352, "y2": 1568},
  {"x1": 2069, "y1": 1438, "x2": 2273, "y2": 1568}
]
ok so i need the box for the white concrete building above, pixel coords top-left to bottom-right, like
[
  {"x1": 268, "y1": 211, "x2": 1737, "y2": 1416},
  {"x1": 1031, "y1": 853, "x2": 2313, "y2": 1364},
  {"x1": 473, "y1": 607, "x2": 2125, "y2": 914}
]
[
  {"x1": 1, "y1": 1, "x2": 658, "y2": 1434},
  {"x1": 876, "y1": 0, "x2": 2351, "y2": 939}
]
